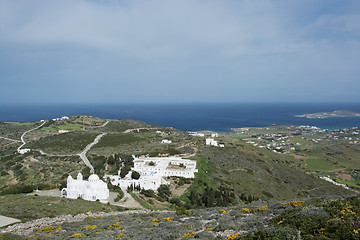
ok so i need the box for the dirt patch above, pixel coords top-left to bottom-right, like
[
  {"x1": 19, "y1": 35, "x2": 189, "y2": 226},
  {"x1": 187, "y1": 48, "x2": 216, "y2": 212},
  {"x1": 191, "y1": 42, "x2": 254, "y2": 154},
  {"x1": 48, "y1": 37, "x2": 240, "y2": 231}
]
[
  {"x1": 337, "y1": 173, "x2": 352, "y2": 181},
  {"x1": 170, "y1": 182, "x2": 191, "y2": 197},
  {"x1": 287, "y1": 152, "x2": 306, "y2": 159}
]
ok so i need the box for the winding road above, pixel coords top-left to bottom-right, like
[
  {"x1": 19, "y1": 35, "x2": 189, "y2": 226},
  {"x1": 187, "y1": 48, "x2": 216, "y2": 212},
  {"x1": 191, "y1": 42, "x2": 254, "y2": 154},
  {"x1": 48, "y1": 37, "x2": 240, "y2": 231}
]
[
  {"x1": 17, "y1": 121, "x2": 47, "y2": 154},
  {"x1": 79, "y1": 133, "x2": 107, "y2": 173}
]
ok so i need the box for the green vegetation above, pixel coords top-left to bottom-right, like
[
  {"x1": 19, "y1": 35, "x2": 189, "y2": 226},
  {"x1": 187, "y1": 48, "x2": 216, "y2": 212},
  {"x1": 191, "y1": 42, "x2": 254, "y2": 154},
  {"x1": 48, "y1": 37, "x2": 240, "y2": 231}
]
[
  {"x1": 27, "y1": 131, "x2": 98, "y2": 154},
  {"x1": 8, "y1": 122, "x2": 35, "y2": 126},
  {"x1": 41, "y1": 123, "x2": 84, "y2": 131},
  {"x1": 305, "y1": 157, "x2": 339, "y2": 170},
  {"x1": 0, "y1": 194, "x2": 120, "y2": 222},
  {"x1": 94, "y1": 133, "x2": 140, "y2": 147}
]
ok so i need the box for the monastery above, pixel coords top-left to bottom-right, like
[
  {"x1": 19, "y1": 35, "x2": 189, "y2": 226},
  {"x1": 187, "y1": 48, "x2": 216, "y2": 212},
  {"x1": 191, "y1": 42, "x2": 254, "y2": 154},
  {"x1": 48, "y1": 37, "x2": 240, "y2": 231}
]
[
  {"x1": 61, "y1": 173, "x2": 109, "y2": 203},
  {"x1": 109, "y1": 156, "x2": 198, "y2": 191}
]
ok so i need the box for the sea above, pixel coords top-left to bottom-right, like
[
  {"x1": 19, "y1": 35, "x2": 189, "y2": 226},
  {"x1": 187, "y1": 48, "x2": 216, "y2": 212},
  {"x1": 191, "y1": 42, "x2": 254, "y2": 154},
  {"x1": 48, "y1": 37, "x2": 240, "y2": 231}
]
[{"x1": 0, "y1": 103, "x2": 359, "y2": 132}]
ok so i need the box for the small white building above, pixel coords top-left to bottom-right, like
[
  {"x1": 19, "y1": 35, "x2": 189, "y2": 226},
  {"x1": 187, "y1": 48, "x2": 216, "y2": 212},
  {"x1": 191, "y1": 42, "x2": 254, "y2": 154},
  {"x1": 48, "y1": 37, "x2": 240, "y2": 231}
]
[
  {"x1": 109, "y1": 157, "x2": 198, "y2": 191},
  {"x1": 161, "y1": 139, "x2": 172, "y2": 144},
  {"x1": 61, "y1": 173, "x2": 109, "y2": 203},
  {"x1": 18, "y1": 148, "x2": 30, "y2": 154},
  {"x1": 206, "y1": 138, "x2": 218, "y2": 146}
]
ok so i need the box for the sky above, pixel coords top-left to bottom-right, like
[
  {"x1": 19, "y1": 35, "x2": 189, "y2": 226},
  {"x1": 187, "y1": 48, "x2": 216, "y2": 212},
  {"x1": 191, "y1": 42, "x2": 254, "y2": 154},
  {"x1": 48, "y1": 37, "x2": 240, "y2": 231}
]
[{"x1": 1, "y1": 0, "x2": 360, "y2": 104}]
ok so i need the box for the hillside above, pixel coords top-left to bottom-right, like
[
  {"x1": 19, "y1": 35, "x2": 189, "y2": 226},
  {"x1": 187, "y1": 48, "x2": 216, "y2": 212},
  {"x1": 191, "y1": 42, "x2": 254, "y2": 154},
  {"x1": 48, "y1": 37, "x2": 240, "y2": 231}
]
[{"x1": 0, "y1": 115, "x2": 359, "y2": 239}]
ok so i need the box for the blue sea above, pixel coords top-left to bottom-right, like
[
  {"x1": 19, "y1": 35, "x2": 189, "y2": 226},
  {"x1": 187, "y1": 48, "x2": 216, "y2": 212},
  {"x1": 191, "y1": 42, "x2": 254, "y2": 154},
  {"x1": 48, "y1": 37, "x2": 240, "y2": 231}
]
[{"x1": 0, "y1": 103, "x2": 359, "y2": 132}]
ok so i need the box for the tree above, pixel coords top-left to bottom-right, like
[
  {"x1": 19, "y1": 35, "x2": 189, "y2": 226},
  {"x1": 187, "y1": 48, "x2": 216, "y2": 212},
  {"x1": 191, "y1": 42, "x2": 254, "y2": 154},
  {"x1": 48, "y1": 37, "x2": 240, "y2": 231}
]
[{"x1": 131, "y1": 171, "x2": 140, "y2": 180}]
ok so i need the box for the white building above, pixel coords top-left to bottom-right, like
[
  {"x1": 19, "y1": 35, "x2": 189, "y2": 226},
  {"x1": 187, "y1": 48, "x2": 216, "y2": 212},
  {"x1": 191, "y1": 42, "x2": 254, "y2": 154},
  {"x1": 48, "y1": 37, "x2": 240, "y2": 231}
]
[
  {"x1": 61, "y1": 173, "x2": 109, "y2": 203},
  {"x1": 109, "y1": 157, "x2": 198, "y2": 191},
  {"x1": 206, "y1": 138, "x2": 218, "y2": 146},
  {"x1": 161, "y1": 139, "x2": 172, "y2": 144}
]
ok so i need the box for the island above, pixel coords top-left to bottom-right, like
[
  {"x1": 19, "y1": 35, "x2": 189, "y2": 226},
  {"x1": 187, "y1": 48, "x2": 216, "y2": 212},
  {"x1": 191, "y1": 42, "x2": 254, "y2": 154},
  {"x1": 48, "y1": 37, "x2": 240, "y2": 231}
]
[{"x1": 295, "y1": 110, "x2": 360, "y2": 119}]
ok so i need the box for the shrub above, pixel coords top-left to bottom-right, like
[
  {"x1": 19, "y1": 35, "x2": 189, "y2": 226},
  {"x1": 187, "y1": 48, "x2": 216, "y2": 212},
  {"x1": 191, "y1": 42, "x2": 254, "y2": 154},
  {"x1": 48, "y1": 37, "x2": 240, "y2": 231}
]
[{"x1": 131, "y1": 171, "x2": 140, "y2": 180}]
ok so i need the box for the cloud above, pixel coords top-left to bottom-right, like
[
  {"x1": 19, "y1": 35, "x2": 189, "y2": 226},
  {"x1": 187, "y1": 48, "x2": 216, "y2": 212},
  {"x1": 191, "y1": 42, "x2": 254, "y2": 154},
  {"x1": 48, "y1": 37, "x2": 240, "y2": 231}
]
[{"x1": 1, "y1": 0, "x2": 360, "y2": 103}]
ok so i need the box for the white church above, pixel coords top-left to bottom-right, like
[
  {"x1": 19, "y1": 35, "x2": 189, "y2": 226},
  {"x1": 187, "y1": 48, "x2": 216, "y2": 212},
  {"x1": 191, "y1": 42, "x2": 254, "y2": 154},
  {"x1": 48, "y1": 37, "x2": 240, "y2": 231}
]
[{"x1": 61, "y1": 173, "x2": 109, "y2": 203}]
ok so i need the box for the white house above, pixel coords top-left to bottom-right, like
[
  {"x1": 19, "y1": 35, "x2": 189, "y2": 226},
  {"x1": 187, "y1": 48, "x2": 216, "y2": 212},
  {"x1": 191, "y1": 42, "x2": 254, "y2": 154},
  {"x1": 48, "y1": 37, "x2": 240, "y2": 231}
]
[
  {"x1": 206, "y1": 138, "x2": 218, "y2": 146},
  {"x1": 109, "y1": 157, "x2": 198, "y2": 191},
  {"x1": 61, "y1": 173, "x2": 109, "y2": 203}
]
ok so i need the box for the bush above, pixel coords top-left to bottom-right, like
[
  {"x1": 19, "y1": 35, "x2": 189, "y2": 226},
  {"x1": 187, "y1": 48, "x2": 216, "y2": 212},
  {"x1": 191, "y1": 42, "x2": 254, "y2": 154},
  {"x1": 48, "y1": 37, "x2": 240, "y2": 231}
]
[
  {"x1": 131, "y1": 171, "x2": 140, "y2": 180},
  {"x1": 140, "y1": 189, "x2": 156, "y2": 198},
  {"x1": 114, "y1": 189, "x2": 124, "y2": 202},
  {"x1": 157, "y1": 184, "x2": 171, "y2": 200}
]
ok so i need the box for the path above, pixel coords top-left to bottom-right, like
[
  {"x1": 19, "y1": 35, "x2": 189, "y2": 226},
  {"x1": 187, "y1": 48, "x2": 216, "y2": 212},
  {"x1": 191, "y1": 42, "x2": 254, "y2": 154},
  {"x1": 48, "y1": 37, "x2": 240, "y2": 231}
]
[
  {"x1": 17, "y1": 121, "x2": 47, "y2": 154},
  {"x1": 79, "y1": 133, "x2": 107, "y2": 173},
  {"x1": 0, "y1": 215, "x2": 21, "y2": 228},
  {"x1": 0, "y1": 136, "x2": 21, "y2": 142}
]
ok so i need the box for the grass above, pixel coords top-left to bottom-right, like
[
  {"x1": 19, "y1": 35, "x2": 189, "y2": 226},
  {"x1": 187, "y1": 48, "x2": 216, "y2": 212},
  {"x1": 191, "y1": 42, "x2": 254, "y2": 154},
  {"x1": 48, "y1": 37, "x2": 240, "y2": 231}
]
[
  {"x1": 0, "y1": 195, "x2": 120, "y2": 222},
  {"x1": 94, "y1": 133, "x2": 140, "y2": 148},
  {"x1": 41, "y1": 124, "x2": 84, "y2": 131},
  {"x1": 305, "y1": 158, "x2": 340, "y2": 170}
]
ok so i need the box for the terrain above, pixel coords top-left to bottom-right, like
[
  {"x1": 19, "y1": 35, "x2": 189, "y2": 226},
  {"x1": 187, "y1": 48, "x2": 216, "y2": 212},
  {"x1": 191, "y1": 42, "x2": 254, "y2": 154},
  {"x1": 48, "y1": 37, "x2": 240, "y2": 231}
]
[
  {"x1": 296, "y1": 110, "x2": 360, "y2": 119},
  {"x1": 0, "y1": 116, "x2": 359, "y2": 239}
]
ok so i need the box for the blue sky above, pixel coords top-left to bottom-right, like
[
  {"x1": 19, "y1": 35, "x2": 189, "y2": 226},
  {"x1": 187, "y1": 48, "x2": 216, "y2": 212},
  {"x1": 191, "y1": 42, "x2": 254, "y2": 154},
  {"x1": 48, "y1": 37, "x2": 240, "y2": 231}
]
[{"x1": 1, "y1": 0, "x2": 359, "y2": 103}]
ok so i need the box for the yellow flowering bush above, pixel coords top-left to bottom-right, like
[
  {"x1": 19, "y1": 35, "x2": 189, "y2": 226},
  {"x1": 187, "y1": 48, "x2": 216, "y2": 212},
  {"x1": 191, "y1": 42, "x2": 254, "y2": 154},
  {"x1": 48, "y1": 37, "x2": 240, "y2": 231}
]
[
  {"x1": 205, "y1": 228, "x2": 213, "y2": 231},
  {"x1": 257, "y1": 205, "x2": 268, "y2": 211},
  {"x1": 83, "y1": 225, "x2": 97, "y2": 230},
  {"x1": 219, "y1": 209, "x2": 227, "y2": 214},
  {"x1": 107, "y1": 222, "x2": 122, "y2": 229},
  {"x1": 55, "y1": 228, "x2": 62, "y2": 232},
  {"x1": 45, "y1": 233, "x2": 53, "y2": 237},
  {"x1": 354, "y1": 229, "x2": 360, "y2": 234},
  {"x1": 338, "y1": 206, "x2": 356, "y2": 218},
  {"x1": 183, "y1": 231, "x2": 195, "y2": 238},
  {"x1": 164, "y1": 217, "x2": 173, "y2": 222},
  {"x1": 227, "y1": 232, "x2": 241, "y2": 240},
  {"x1": 241, "y1": 208, "x2": 250, "y2": 214},
  {"x1": 72, "y1": 233, "x2": 83, "y2": 238},
  {"x1": 86, "y1": 216, "x2": 104, "y2": 219},
  {"x1": 116, "y1": 233, "x2": 125, "y2": 238},
  {"x1": 289, "y1": 201, "x2": 305, "y2": 207},
  {"x1": 40, "y1": 226, "x2": 56, "y2": 232}
]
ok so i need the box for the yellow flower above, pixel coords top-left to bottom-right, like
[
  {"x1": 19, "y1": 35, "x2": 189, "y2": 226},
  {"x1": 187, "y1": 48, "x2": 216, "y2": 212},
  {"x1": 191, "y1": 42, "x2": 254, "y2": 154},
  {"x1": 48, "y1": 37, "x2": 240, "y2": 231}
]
[
  {"x1": 219, "y1": 209, "x2": 227, "y2": 214},
  {"x1": 289, "y1": 201, "x2": 304, "y2": 207},
  {"x1": 277, "y1": 221, "x2": 283, "y2": 225},
  {"x1": 164, "y1": 217, "x2": 173, "y2": 221},
  {"x1": 227, "y1": 232, "x2": 241, "y2": 240},
  {"x1": 183, "y1": 231, "x2": 195, "y2": 238},
  {"x1": 45, "y1": 233, "x2": 53, "y2": 237},
  {"x1": 241, "y1": 208, "x2": 250, "y2": 214},
  {"x1": 56, "y1": 228, "x2": 62, "y2": 232},
  {"x1": 83, "y1": 225, "x2": 97, "y2": 230},
  {"x1": 116, "y1": 233, "x2": 125, "y2": 238},
  {"x1": 72, "y1": 233, "x2": 83, "y2": 238},
  {"x1": 40, "y1": 226, "x2": 56, "y2": 232},
  {"x1": 257, "y1": 205, "x2": 268, "y2": 211},
  {"x1": 354, "y1": 229, "x2": 360, "y2": 234},
  {"x1": 86, "y1": 216, "x2": 104, "y2": 219},
  {"x1": 205, "y1": 228, "x2": 213, "y2": 231}
]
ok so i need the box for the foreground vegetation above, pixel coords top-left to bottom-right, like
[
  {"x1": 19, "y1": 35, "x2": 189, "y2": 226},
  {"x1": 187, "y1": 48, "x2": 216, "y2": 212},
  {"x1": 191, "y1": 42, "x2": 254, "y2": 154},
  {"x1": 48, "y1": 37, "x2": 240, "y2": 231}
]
[{"x1": 1, "y1": 195, "x2": 359, "y2": 239}]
